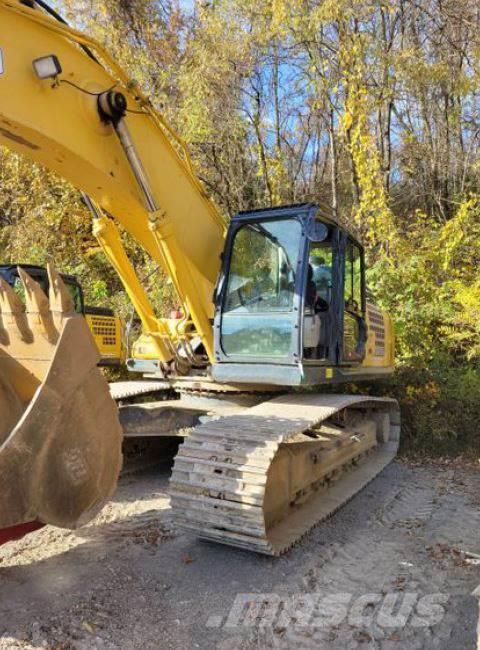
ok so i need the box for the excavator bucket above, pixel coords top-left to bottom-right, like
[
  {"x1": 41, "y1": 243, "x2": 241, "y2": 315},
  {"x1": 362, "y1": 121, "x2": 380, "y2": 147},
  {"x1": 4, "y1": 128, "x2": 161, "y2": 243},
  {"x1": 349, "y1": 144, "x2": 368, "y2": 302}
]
[{"x1": 0, "y1": 265, "x2": 122, "y2": 536}]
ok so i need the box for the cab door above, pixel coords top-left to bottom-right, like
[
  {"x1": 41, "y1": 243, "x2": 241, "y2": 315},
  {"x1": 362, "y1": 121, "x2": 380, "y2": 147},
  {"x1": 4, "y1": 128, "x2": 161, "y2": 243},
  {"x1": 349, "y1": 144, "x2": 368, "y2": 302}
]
[{"x1": 342, "y1": 239, "x2": 367, "y2": 363}]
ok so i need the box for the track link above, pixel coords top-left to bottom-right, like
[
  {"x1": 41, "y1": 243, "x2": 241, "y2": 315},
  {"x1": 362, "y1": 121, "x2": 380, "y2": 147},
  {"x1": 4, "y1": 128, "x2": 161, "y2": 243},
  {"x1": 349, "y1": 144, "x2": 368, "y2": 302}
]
[
  {"x1": 170, "y1": 393, "x2": 400, "y2": 555},
  {"x1": 109, "y1": 381, "x2": 169, "y2": 401}
]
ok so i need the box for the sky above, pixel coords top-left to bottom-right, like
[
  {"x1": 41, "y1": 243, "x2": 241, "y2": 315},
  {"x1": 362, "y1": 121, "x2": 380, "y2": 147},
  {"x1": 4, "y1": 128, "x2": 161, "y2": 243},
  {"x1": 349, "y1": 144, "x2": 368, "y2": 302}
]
[{"x1": 53, "y1": 0, "x2": 196, "y2": 15}]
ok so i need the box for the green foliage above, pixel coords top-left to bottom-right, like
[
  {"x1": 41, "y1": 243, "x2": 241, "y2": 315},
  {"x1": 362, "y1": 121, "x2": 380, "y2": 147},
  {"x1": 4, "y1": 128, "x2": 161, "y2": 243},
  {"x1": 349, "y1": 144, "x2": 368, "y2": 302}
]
[
  {"x1": 376, "y1": 363, "x2": 480, "y2": 458},
  {"x1": 368, "y1": 197, "x2": 480, "y2": 362},
  {"x1": 339, "y1": 30, "x2": 396, "y2": 245}
]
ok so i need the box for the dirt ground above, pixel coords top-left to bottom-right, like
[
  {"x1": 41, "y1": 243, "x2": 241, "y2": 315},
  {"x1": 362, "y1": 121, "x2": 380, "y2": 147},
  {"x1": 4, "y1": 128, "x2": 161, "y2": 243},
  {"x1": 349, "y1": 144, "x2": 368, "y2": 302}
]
[{"x1": 0, "y1": 457, "x2": 479, "y2": 649}]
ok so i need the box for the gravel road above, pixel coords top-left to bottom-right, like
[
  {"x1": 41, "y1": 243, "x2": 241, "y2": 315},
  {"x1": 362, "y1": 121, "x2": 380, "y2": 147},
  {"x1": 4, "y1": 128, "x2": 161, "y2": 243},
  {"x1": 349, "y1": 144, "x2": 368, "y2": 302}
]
[{"x1": 0, "y1": 458, "x2": 479, "y2": 649}]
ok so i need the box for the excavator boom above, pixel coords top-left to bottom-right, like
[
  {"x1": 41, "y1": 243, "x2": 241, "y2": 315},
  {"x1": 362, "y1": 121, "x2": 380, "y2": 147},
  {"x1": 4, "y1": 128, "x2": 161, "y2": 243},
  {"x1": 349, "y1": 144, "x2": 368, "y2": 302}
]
[{"x1": 0, "y1": 0, "x2": 226, "y2": 367}]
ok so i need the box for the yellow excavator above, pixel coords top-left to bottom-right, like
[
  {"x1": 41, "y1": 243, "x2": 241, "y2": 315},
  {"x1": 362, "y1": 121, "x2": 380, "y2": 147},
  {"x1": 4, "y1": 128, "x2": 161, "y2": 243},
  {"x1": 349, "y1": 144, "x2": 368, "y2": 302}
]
[{"x1": 0, "y1": 0, "x2": 400, "y2": 554}]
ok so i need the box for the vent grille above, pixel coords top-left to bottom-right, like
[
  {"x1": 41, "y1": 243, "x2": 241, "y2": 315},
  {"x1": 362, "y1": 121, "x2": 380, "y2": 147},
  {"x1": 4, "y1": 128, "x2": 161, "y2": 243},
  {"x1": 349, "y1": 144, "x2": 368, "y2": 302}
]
[
  {"x1": 367, "y1": 308, "x2": 386, "y2": 357},
  {"x1": 90, "y1": 316, "x2": 117, "y2": 347}
]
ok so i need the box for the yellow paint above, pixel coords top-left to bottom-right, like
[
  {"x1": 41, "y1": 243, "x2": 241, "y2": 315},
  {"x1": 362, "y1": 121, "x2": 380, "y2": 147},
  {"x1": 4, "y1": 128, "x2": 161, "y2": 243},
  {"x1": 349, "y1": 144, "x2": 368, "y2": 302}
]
[{"x1": 92, "y1": 213, "x2": 175, "y2": 363}]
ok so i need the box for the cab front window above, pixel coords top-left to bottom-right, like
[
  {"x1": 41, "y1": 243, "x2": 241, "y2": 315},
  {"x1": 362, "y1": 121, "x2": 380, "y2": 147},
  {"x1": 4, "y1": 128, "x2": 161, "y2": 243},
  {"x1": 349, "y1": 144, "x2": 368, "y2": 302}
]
[{"x1": 221, "y1": 218, "x2": 302, "y2": 357}]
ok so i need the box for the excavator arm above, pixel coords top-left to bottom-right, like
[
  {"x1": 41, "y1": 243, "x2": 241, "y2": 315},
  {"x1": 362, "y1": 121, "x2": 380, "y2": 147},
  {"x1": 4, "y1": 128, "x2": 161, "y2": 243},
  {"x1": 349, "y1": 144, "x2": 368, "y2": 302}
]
[{"x1": 0, "y1": 0, "x2": 226, "y2": 368}]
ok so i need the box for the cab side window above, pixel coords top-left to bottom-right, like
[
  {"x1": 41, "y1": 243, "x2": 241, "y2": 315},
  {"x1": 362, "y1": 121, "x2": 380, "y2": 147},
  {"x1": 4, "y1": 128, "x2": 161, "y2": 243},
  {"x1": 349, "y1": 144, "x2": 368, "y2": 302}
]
[
  {"x1": 308, "y1": 244, "x2": 333, "y2": 309},
  {"x1": 344, "y1": 241, "x2": 363, "y2": 314},
  {"x1": 65, "y1": 282, "x2": 83, "y2": 313}
]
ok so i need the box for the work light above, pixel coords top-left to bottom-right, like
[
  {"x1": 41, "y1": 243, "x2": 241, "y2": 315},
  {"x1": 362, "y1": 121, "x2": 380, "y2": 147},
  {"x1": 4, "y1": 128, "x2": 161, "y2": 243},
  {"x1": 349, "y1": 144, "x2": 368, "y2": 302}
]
[{"x1": 32, "y1": 55, "x2": 62, "y2": 80}]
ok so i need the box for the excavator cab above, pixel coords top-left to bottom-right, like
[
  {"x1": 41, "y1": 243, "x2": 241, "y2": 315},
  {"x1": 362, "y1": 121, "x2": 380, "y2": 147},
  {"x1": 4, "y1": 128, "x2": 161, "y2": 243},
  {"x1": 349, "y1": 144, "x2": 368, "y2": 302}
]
[{"x1": 213, "y1": 203, "x2": 369, "y2": 386}]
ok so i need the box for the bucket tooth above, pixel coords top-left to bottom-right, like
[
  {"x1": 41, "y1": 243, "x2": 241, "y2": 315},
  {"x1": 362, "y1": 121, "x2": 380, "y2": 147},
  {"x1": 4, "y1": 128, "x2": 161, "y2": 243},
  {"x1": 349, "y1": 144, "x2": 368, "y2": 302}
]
[
  {"x1": 47, "y1": 264, "x2": 74, "y2": 330},
  {"x1": 17, "y1": 267, "x2": 49, "y2": 315},
  {"x1": 0, "y1": 277, "x2": 25, "y2": 315},
  {"x1": 17, "y1": 267, "x2": 57, "y2": 341},
  {"x1": 0, "y1": 277, "x2": 31, "y2": 343}
]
